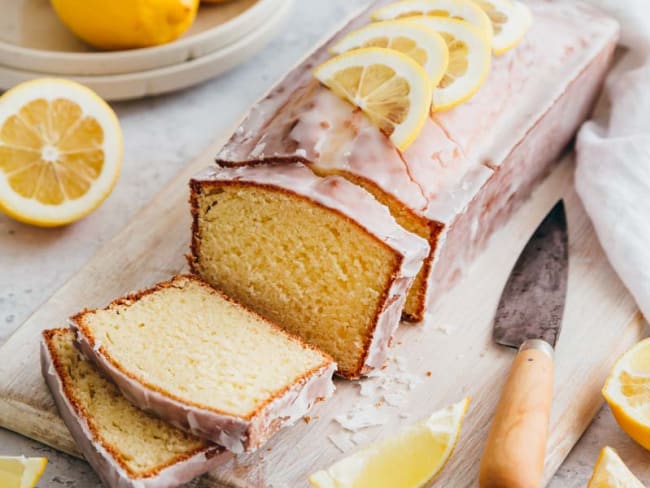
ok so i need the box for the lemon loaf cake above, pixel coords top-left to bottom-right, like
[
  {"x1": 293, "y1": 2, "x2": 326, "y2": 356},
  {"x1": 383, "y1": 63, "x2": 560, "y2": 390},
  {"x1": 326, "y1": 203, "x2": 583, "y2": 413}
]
[
  {"x1": 41, "y1": 328, "x2": 229, "y2": 488},
  {"x1": 190, "y1": 163, "x2": 430, "y2": 379},
  {"x1": 70, "y1": 275, "x2": 336, "y2": 453},
  {"x1": 214, "y1": 0, "x2": 618, "y2": 322}
]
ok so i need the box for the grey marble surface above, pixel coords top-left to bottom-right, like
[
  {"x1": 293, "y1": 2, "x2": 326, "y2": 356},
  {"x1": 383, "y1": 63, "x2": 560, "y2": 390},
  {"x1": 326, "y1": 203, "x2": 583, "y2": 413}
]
[{"x1": 1, "y1": 1, "x2": 649, "y2": 486}]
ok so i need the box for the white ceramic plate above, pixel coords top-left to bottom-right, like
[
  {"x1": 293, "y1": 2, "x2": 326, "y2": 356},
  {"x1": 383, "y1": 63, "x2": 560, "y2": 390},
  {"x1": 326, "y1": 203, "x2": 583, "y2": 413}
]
[
  {"x1": 0, "y1": 0, "x2": 284, "y2": 76},
  {"x1": 0, "y1": 0, "x2": 293, "y2": 101}
]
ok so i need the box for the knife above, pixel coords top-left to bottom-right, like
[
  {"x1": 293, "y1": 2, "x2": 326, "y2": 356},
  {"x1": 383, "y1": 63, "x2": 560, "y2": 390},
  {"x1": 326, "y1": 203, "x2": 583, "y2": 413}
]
[{"x1": 479, "y1": 200, "x2": 568, "y2": 488}]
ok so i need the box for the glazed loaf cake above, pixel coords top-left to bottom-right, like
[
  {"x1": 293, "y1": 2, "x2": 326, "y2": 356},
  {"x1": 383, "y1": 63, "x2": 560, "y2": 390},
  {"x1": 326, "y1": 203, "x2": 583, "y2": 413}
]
[
  {"x1": 212, "y1": 0, "x2": 619, "y2": 322},
  {"x1": 41, "y1": 328, "x2": 229, "y2": 488},
  {"x1": 190, "y1": 164, "x2": 429, "y2": 378},
  {"x1": 70, "y1": 275, "x2": 336, "y2": 453}
]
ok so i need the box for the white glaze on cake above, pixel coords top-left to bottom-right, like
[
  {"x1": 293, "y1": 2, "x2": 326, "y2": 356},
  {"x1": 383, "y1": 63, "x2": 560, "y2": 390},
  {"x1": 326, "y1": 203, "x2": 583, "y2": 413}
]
[
  {"x1": 41, "y1": 333, "x2": 231, "y2": 488},
  {"x1": 70, "y1": 320, "x2": 336, "y2": 454},
  {"x1": 191, "y1": 163, "x2": 430, "y2": 373},
  {"x1": 215, "y1": 0, "x2": 619, "y2": 319}
]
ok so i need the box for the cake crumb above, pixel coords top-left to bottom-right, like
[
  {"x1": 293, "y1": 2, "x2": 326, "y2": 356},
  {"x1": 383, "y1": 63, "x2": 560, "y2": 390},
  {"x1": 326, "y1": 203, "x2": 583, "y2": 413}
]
[
  {"x1": 303, "y1": 415, "x2": 312, "y2": 424},
  {"x1": 426, "y1": 371, "x2": 432, "y2": 377}
]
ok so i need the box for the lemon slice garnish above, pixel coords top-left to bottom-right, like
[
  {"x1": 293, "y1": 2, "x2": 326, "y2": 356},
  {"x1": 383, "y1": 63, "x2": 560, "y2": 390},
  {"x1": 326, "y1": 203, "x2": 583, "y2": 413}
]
[
  {"x1": 331, "y1": 20, "x2": 449, "y2": 86},
  {"x1": 314, "y1": 47, "x2": 433, "y2": 151},
  {"x1": 0, "y1": 78, "x2": 123, "y2": 227},
  {"x1": 472, "y1": 0, "x2": 532, "y2": 55},
  {"x1": 603, "y1": 338, "x2": 650, "y2": 451},
  {"x1": 309, "y1": 398, "x2": 469, "y2": 488},
  {"x1": 587, "y1": 447, "x2": 645, "y2": 488},
  {"x1": 371, "y1": 0, "x2": 493, "y2": 41},
  {"x1": 0, "y1": 456, "x2": 48, "y2": 488},
  {"x1": 409, "y1": 17, "x2": 491, "y2": 111}
]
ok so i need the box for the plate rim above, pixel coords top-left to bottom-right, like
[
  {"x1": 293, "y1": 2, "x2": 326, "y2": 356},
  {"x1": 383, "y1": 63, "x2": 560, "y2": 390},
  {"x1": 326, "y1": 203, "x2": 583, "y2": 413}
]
[
  {"x1": 0, "y1": 0, "x2": 294, "y2": 101},
  {"x1": 0, "y1": 0, "x2": 283, "y2": 75}
]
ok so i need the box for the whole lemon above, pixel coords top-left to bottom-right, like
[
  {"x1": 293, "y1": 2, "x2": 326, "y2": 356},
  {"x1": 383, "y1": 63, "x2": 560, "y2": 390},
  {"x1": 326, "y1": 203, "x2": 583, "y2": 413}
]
[{"x1": 50, "y1": 0, "x2": 200, "y2": 50}]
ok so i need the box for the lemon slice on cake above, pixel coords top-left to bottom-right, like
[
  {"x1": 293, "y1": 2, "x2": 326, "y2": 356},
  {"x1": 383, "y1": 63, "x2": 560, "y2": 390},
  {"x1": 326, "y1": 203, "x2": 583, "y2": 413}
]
[
  {"x1": 0, "y1": 456, "x2": 47, "y2": 488},
  {"x1": 309, "y1": 398, "x2": 469, "y2": 488},
  {"x1": 587, "y1": 447, "x2": 645, "y2": 488},
  {"x1": 473, "y1": 0, "x2": 532, "y2": 55},
  {"x1": 331, "y1": 21, "x2": 449, "y2": 86},
  {"x1": 409, "y1": 17, "x2": 491, "y2": 110},
  {"x1": 314, "y1": 48, "x2": 433, "y2": 151},
  {"x1": 0, "y1": 78, "x2": 123, "y2": 227},
  {"x1": 371, "y1": 0, "x2": 493, "y2": 41},
  {"x1": 603, "y1": 338, "x2": 650, "y2": 450}
]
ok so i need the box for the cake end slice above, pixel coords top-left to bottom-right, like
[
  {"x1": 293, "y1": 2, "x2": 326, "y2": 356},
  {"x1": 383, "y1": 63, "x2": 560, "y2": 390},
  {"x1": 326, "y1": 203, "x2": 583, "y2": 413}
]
[{"x1": 41, "y1": 328, "x2": 229, "y2": 488}]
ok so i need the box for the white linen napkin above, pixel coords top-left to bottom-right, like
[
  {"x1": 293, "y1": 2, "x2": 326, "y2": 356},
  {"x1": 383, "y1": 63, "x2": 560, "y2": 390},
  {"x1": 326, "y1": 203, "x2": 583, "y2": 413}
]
[{"x1": 575, "y1": 0, "x2": 650, "y2": 320}]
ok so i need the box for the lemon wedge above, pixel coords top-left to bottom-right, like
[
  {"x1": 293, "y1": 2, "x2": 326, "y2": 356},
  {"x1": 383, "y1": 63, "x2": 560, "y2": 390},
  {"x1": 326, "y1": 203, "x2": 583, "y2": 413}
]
[
  {"x1": 331, "y1": 21, "x2": 449, "y2": 86},
  {"x1": 0, "y1": 456, "x2": 47, "y2": 488},
  {"x1": 371, "y1": 0, "x2": 493, "y2": 41},
  {"x1": 309, "y1": 398, "x2": 469, "y2": 488},
  {"x1": 472, "y1": 0, "x2": 532, "y2": 55},
  {"x1": 314, "y1": 47, "x2": 433, "y2": 151},
  {"x1": 0, "y1": 78, "x2": 123, "y2": 227},
  {"x1": 587, "y1": 447, "x2": 645, "y2": 488},
  {"x1": 409, "y1": 17, "x2": 491, "y2": 110},
  {"x1": 603, "y1": 338, "x2": 650, "y2": 451}
]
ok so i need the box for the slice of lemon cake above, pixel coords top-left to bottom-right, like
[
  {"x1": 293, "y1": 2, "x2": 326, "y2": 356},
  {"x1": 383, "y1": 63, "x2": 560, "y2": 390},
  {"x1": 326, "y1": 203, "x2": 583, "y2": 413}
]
[
  {"x1": 190, "y1": 163, "x2": 430, "y2": 379},
  {"x1": 41, "y1": 328, "x2": 229, "y2": 488},
  {"x1": 216, "y1": 0, "x2": 618, "y2": 322},
  {"x1": 70, "y1": 275, "x2": 335, "y2": 453}
]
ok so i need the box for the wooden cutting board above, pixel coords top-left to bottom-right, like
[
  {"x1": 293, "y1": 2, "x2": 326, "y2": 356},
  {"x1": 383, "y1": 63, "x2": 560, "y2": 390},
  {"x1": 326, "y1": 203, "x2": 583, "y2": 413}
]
[{"x1": 0, "y1": 141, "x2": 646, "y2": 487}]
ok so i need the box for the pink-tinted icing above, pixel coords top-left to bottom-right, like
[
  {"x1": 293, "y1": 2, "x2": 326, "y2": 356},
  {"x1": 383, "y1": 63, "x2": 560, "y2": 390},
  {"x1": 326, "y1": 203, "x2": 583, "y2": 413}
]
[
  {"x1": 41, "y1": 333, "x2": 231, "y2": 488},
  {"x1": 229, "y1": 1, "x2": 616, "y2": 219},
  {"x1": 191, "y1": 163, "x2": 430, "y2": 372},
  {"x1": 215, "y1": 0, "x2": 619, "y2": 319},
  {"x1": 218, "y1": 1, "x2": 618, "y2": 223},
  {"x1": 70, "y1": 319, "x2": 336, "y2": 455}
]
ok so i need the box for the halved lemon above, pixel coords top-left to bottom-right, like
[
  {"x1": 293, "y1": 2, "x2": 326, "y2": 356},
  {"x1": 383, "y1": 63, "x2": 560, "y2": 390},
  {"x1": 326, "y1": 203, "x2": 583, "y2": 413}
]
[
  {"x1": 309, "y1": 398, "x2": 470, "y2": 488},
  {"x1": 472, "y1": 0, "x2": 532, "y2": 55},
  {"x1": 409, "y1": 17, "x2": 491, "y2": 110},
  {"x1": 371, "y1": 0, "x2": 493, "y2": 41},
  {"x1": 0, "y1": 78, "x2": 123, "y2": 227},
  {"x1": 0, "y1": 456, "x2": 47, "y2": 488},
  {"x1": 603, "y1": 338, "x2": 650, "y2": 451},
  {"x1": 330, "y1": 20, "x2": 449, "y2": 86},
  {"x1": 587, "y1": 447, "x2": 645, "y2": 488},
  {"x1": 314, "y1": 47, "x2": 433, "y2": 151}
]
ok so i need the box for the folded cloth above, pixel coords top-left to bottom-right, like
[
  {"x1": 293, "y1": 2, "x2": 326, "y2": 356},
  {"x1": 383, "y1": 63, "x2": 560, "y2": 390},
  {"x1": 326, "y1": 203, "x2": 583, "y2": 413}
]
[{"x1": 575, "y1": 0, "x2": 650, "y2": 320}]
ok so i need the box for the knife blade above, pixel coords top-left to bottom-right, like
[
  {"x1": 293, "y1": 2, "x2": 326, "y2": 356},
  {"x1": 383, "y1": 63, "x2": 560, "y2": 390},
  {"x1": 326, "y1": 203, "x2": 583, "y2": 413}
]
[{"x1": 479, "y1": 200, "x2": 568, "y2": 488}]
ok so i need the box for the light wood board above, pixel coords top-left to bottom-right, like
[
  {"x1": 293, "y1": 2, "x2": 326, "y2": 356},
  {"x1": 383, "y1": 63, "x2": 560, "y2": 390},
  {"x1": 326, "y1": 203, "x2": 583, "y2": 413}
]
[{"x1": 0, "y1": 145, "x2": 646, "y2": 487}]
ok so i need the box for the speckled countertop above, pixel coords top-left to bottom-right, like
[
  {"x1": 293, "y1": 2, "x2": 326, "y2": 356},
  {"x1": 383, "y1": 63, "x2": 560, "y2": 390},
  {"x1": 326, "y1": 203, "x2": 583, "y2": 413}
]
[{"x1": 1, "y1": 1, "x2": 649, "y2": 486}]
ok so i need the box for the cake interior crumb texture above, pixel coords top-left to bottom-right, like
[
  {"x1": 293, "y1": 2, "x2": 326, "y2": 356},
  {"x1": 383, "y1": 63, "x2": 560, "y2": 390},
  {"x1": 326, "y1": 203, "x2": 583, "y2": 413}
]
[
  {"x1": 74, "y1": 275, "x2": 330, "y2": 417},
  {"x1": 45, "y1": 328, "x2": 210, "y2": 478},
  {"x1": 191, "y1": 181, "x2": 401, "y2": 378},
  {"x1": 318, "y1": 169, "x2": 440, "y2": 321}
]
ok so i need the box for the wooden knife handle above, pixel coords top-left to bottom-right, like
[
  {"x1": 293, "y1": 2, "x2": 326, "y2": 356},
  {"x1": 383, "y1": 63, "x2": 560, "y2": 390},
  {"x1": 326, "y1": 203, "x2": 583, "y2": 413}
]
[{"x1": 479, "y1": 339, "x2": 554, "y2": 488}]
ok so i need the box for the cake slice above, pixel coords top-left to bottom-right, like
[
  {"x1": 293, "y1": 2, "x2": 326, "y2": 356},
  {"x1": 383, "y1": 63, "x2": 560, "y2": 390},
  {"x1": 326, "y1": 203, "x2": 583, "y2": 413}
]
[
  {"x1": 215, "y1": 0, "x2": 619, "y2": 322},
  {"x1": 190, "y1": 163, "x2": 430, "y2": 379},
  {"x1": 70, "y1": 275, "x2": 335, "y2": 453},
  {"x1": 41, "y1": 328, "x2": 229, "y2": 488}
]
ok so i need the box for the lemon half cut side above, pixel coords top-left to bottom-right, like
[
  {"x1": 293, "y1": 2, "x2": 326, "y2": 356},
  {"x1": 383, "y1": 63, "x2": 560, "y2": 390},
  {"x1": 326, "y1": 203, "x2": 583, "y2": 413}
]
[{"x1": 0, "y1": 78, "x2": 123, "y2": 227}]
